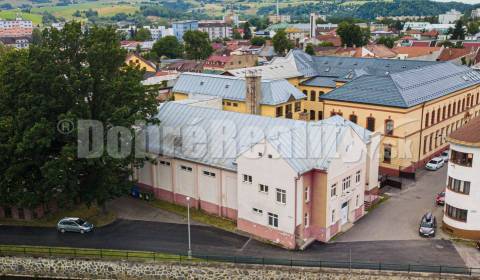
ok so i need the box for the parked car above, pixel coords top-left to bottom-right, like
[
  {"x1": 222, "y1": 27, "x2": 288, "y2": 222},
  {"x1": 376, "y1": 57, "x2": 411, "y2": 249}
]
[
  {"x1": 57, "y1": 217, "x2": 94, "y2": 234},
  {"x1": 440, "y1": 150, "x2": 450, "y2": 162},
  {"x1": 419, "y1": 213, "x2": 437, "y2": 237},
  {"x1": 435, "y1": 191, "x2": 445, "y2": 206},
  {"x1": 425, "y1": 157, "x2": 445, "y2": 171}
]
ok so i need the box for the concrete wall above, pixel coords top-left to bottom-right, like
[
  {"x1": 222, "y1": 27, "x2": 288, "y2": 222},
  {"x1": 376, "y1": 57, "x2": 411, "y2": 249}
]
[{"x1": 0, "y1": 256, "x2": 471, "y2": 280}]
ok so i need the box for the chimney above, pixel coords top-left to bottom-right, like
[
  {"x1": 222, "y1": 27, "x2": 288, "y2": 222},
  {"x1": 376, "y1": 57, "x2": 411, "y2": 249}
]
[{"x1": 245, "y1": 71, "x2": 262, "y2": 115}]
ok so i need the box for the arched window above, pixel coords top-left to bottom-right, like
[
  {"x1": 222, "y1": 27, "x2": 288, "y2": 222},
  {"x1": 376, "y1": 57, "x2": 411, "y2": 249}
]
[
  {"x1": 302, "y1": 90, "x2": 307, "y2": 95},
  {"x1": 366, "y1": 117, "x2": 375, "y2": 131},
  {"x1": 458, "y1": 101, "x2": 461, "y2": 113},
  {"x1": 349, "y1": 114, "x2": 358, "y2": 124},
  {"x1": 310, "y1": 90, "x2": 316, "y2": 102},
  {"x1": 448, "y1": 104, "x2": 451, "y2": 117},
  {"x1": 385, "y1": 119, "x2": 394, "y2": 136},
  {"x1": 425, "y1": 112, "x2": 429, "y2": 127},
  {"x1": 437, "y1": 108, "x2": 441, "y2": 123},
  {"x1": 453, "y1": 101, "x2": 457, "y2": 115},
  {"x1": 431, "y1": 110, "x2": 436, "y2": 125},
  {"x1": 442, "y1": 106, "x2": 446, "y2": 120}
]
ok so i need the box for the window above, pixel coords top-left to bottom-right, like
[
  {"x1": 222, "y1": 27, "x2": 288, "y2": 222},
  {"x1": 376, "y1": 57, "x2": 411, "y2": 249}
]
[
  {"x1": 268, "y1": 154, "x2": 273, "y2": 158},
  {"x1": 226, "y1": 101, "x2": 231, "y2": 106},
  {"x1": 159, "y1": 160, "x2": 171, "y2": 166},
  {"x1": 445, "y1": 204, "x2": 468, "y2": 222},
  {"x1": 243, "y1": 174, "x2": 252, "y2": 183},
  {"x1": 448, "y1": 104, "x2": 451, "y2": 117},
  {"x1": 437, "y1": 108, "x2": 441, "y2": 123},
  {"x1": 310, "y1": 110, "x2": 315, "y2": 120},
  {"x1": 318, "y1": 111, "x2": 323, "y2": 120},
  {"x1": 276, "y1": 188, "x2": 286, "y2": 204},
  {"x1": 318, "y1": 91, "x2": 325, "y2": 99},
  {"x1": 385, "y1": 119, "x2": 394, "y2": 136},
  {"x1": 425, "y1": 112, "x2": 429, "y2": 127},
  {"x1": 259, "y1": 184, "x2": 269, "y2": 193},
  {"x1": 383, "y1": 144, "x2": 392, "y2": 163},
  {"x1": 356, "y1": 195, "x2": 359, "y2": 207},
  {"x1": 331, "y1": 183, "x2": 337, "y2": 197},
  {"x1": 304, "y1": 213, "x2": 309, "y2": 227},
  {"x1": 203, "y1": 170, "x2": 216, "y2": 177},
  {"x1": 366, "y1": 117, "x2": 375, "y2": 131},
  {"x1": 268, "y1": 213, "x2": 279, "y2": 227},
  {"x1": 342, "y1": 176, "x2": 351, "y2": 191},
  {"x1": 302, "y1": 90, "x2": 308, "y2": 95},
  {"x1": 294, "y1": 101, "x2": 301, "y2": 112},
  {"x1": 181, "y1": 165, "x2": 192, "y2": 172},
  {"x1": 450, "y1": 150, "x2": 473, "y2": 167},
  {"x1": 442, "y1": 106, "x2": 446, "y2": 120},
  {"x1": 331, "y1": 210, "x2": 335, "y2": 223},
  {"x1": 252, "y1": 208, "x2": 263, "y2": 215},
  {"x1": 447, "y1": 176, "x2": 471, "y2": 194},
  {"x1": 423, "y1": 136, "x2": 428, "y2": 155},
  {"x1": 304, "y1": 187, "x2": 310, "y2": 202},
  {"x1": 453, "y1": 101, "x2": 457, "y2": 115},
  {"x1": 310, "y1": 90, "x2": 316, "y2": 101},
  {"x1": 355, "y1": 170, "x2": 361, "y2": 183},
  {"x1": 276, "y1": 106, "x2": 283, "y2": 117},
  {"x1": 233, "y1": 103, "x2": 238, "y2": 107},
  {"x1": 349, "y1": 114, "x2": 357, "y2": 124},
  {"x1": 258, "y1": 152, "x2": 263, "y2": 157},
  {"x1": 431, "y1": 110, "x2": 436, "y2": 125}
]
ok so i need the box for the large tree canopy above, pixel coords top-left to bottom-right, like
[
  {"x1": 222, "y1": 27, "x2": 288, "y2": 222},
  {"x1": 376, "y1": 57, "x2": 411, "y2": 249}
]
[
  {"x1": 336, "y1": 21, "x2": 370, "y2": 47},
  {"x1": 151, "y1": 35, "x2": 184, "y2": 59},
  {"x1": 183, "y1": 30, "x2": 213, "y2": 60},
  {"x1": 272, "y1": 29, "x2": 293, "y2": 55},
  {"x1": 0, "y1": 23, "x2": 159, "y2": 209}
]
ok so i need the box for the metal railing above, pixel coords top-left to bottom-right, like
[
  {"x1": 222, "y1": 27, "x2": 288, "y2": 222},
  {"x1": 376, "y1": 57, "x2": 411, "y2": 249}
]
[{"x1": 0, "y1": 245, "x2": 478, "y2": 277}]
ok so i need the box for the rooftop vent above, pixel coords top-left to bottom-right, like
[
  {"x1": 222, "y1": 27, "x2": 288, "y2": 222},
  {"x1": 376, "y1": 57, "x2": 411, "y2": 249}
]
[
  {"x1": 225, "y1": 84, "x2": 230, "y2": 89},
  {"x1": 200, "y1": 81, "x2": 204, "y2": 86}
]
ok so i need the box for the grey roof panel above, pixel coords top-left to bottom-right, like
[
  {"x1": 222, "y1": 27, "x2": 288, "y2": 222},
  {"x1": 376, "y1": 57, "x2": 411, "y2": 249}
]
[
  {"x1": 173, "y1": 73, "x2": 306, "y2": 105},
  {"x1": 147, "y1": 102, "x2": 372, "y2": 173},
  {"x1": 300, "y1": 76, "x2": 337, "y2": 88}
]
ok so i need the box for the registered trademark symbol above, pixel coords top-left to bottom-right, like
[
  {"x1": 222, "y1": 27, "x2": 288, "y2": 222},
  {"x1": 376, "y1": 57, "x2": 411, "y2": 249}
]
[{"x1": 57, "y1": 119, "x2": 75, "y2": 135}]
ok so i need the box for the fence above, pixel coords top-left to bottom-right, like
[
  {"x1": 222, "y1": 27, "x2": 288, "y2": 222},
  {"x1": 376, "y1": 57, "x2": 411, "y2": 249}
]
[{"x1": 0, "y1": 245, "x2": 478, "y2": 277}]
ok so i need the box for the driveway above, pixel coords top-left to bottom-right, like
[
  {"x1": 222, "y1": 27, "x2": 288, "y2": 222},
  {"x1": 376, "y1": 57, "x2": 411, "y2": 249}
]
[
  {"x1": 106, "y1": 196, "x2": 202, "y2": 225},
  {"x1": 336, "y1": 165, "x2": 448, "y2": 242}
]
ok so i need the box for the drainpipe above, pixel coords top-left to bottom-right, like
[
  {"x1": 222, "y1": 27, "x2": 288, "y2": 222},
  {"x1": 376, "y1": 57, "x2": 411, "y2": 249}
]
[
  {"x1": 417, "y1": 102, "x2": 426, "y2": 172},
  {"x1": 294, "y1": 173, "x2": 300, "y2": 248}
]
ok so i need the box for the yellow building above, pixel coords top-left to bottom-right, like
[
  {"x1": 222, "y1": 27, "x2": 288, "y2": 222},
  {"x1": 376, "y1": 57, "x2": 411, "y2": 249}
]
[
  {"x1": 256, "y1": 50, "x2": 480, "y2": 179},
  {"x1": 125, "y1": 53, "x2": 156, "y2": 73},
  {"x1": 172, "y1": 72, "x2": 306, "y2": 119}
]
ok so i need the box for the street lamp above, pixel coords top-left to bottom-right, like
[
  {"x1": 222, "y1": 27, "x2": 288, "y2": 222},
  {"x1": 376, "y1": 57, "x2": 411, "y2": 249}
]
[{"x1": 186, "y1": 196, "x2": 192, "y2": 258}]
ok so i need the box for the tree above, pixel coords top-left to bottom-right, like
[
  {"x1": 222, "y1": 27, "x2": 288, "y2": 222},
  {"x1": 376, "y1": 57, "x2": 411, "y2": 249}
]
[
  {"x1": 243, "y1": 22, "x2": 252, "y2": 40},
  {"x1": 377, "y1": 36, "x2": 395, "y2": 48},
  {"x1": 450, "y1": 20, "x2": 465, "y2": 40},
  {"x1": 135, "y1": 28, "x2": 151, "y2": 41},
  {"x1": 318, "y1": 41, "x2": 334, "y2": 47},
  {"x1": 31, "y1": 28, "x2": 43, "y2": 45},
  {"x1": 467, "y1": 21, "x2": 479, "y2": 35},
  {"x1": 232, "y1": 29, "x2": 242, "y2": 40},
  {"x1": 151, "y1": 36, "x2": 183, "y2": 59},
  {"x1": 0, "y1": 23, "x2": 159, "y2": 211},
  {"x1": 305, "y1": 43, "x2": 315, "y2": 55},
  {"x1": 272, "y1": 29, "x2": 293, "y2": 55},
  {"x1": 250, "y1": 36, "x2": 266, "y2": 46},
  {"x1": 183, "y1": 30, "x2": 213, "y2": 60},
  {"x1": 336, "y1": 21, "x2": 370, "y2": 47}
]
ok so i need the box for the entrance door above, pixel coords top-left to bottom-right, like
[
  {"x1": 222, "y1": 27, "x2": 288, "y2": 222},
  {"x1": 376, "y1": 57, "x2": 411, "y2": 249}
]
[{"x1": 341, "y1": 201, "x2": 349, "y2": 225}]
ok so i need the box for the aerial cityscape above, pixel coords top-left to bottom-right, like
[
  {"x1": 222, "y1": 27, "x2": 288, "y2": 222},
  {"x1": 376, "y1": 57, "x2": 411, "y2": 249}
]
[{"x1": 0, "y1": 0, "x2": 480, "y2": 279}]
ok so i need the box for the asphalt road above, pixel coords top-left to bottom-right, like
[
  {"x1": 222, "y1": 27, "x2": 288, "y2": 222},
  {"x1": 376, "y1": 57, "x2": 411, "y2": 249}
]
[{"x1": 0, "y1": 219, "x2": 467, "y2": 267}]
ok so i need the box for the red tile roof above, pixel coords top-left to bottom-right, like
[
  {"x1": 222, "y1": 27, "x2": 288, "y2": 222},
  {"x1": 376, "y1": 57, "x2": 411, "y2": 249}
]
[
  {"x1": 437, "y1": 48, "x2": 472, "y2": 61},
  {"x1": 392, "y1": 46, "x2": 441, "y2": 58}
]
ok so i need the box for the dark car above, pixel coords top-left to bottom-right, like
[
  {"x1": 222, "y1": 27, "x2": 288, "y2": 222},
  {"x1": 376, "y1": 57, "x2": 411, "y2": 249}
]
[
  {"x1": 419, "y1": 213, "x2": 437, "y2": 237},
  {"x1": 435, "y1": 191, "x2": 445, "y2": 206}
]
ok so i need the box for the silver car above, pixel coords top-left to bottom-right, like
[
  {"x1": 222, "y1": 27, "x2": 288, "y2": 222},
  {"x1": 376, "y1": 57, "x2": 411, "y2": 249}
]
[{"x1": 57, "y1": 217, "x2": 94, "y2": 234}]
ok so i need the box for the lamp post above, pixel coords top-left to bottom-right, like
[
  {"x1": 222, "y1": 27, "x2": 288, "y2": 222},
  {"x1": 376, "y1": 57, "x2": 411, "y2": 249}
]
[{"x1": 186, "y1": 196, "x2": 192, "y2": 258}]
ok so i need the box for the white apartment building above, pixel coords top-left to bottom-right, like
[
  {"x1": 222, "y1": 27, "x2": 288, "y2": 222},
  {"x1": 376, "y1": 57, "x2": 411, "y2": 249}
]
[
  {"x1": 472, "y1": 8, "x2": 480, "y2": 20},
  {"x1": 135, "y1": 102, "x2": 380, "y2": 249},
  {"x1": 443, "y1": 116, "x2": 480, "y2": 240},
  {"x1": 198, "y1": 21, "x2": 232, "y2": 40},
  {"x1": 0, "y1": 18, "x2": 33, "y2": 29},
  {"x1": 438, "y1": 9, "x2": 462, "y2": 24}
]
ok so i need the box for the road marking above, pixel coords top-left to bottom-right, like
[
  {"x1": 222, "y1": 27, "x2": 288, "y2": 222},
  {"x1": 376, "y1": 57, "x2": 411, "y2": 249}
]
[{"x1": 239, "y1": 237, "x2": 252, "y2": 251}]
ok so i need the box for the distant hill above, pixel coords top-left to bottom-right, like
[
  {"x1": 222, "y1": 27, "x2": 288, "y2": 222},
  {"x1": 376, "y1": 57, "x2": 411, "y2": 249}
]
[{"x1": 258, "y1": 0, "x2": 478, "y2": 20}]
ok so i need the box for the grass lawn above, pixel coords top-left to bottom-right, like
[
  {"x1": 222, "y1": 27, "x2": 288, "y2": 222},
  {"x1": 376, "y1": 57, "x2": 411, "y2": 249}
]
[
  {"x1": 0, "y1": 10, "x2": 43, "y2": 25},
  {"x1": 31, "y1": 2, "x2": 137, "y2": 20},
  {"x1": 0, "y1": 204, "x2": 116, "y2": 228},
  {"x1": 149, "y1": 199, "x2": 236, "y2": 232}
]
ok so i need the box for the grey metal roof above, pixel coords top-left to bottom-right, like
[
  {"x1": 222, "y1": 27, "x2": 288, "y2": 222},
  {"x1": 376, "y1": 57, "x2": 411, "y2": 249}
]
[
  {"x1": 146, "y1": 102, "x2": 372, "y2": 173},
  {"x1": 173, "y1": 73, "x2": 306, "y2": 105},
  {"x1": 300, "y1": 77, "x2": 337, "y2": 88},
  {"x1": 282, "y1": 49, "x2": 441, "y2": 80},
  {"x1": 227, "y1": 62, "x2": 301, "y2": 80},
  {"x1": 321, "y1": 62, "x2": 480, "y2": 108}
]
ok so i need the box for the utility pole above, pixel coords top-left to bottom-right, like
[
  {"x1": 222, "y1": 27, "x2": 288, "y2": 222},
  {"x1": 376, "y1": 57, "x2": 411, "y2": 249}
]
[{"x1": 186, "y1": 196, "x2": 192, "y2": 259}]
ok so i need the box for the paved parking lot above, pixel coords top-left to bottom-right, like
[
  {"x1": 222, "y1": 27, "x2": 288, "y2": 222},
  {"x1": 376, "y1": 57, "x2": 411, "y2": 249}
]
[{"x1": 336, "y1": 165, "x2": 448, "y2": 242}]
